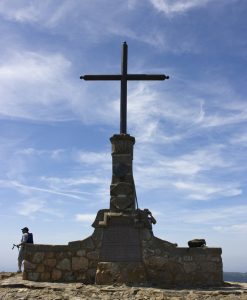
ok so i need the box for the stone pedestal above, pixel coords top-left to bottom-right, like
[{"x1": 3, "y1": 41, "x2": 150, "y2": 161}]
[
  {"x1": 110, "y1": 134, "x2": 136, "y2": 211},
  {"x1": 23, "y1": 133, "x2": 223, "y2": 287}
]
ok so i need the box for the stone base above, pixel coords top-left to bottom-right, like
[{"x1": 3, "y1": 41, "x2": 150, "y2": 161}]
[
  {"x1": 95, "y1": 262, "x2": 147, "y2": 285},
  {"x1": 23, "y1": 213, "x2": 223, "y2": 287}
]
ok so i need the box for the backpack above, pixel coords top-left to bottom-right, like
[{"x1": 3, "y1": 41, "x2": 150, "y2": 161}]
[{"x1": 27, "y1": 233, "x2": 34, "y2": 244}]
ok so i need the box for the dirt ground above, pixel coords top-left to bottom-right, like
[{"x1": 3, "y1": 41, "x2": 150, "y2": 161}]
[{"x1": 0, "y1": 272, "x2": 247, "y2": 300}]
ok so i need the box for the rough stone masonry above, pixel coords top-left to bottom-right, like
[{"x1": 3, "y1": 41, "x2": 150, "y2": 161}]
[{"x1": 23, "y1": 133, "x2": 223, "y2": 287}]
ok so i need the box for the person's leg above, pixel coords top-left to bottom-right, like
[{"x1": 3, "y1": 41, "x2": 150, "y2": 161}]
[{"x1": 17, "y1": 248, "x2": 23, "y2": 272}]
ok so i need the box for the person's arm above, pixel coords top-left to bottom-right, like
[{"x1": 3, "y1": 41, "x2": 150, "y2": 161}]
[{"x1": 18, "y1": 233, "x2": 28, "y2": 246}]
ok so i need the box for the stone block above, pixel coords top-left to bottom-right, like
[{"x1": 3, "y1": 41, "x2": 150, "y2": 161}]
[
  {"x1": 200, "y1": 262, "x2": 218, "y2": 273},
  {"x1": 80, "y1": 237, "x2": 95, "y2": 249},
  {"x1": 72, "y1": 257, "x2": 88, "y2": 270},
  {"x1": 95, "y1": 262, "x2": 147, "y2": 285},
  {"x1": 64, "y1": 272, "x2": 75, "y2": 282},
  {"x1": 91, "y1": 228, "x2": 104, "y2": 246},
  {"x1": 57, "y1": 258, "x2": 71, "y2": 271},
  {"x1": 142, "y1": 247, "x2": 155, "y2": 255},
  {"x1": 87, "y1": 250, "x2": 99, "y2": 260},
  {"x1": 110, "y1": 134, "x2": 135, "y2": 155},
  {"x1": 141, "y1": 229, "x2": 152, "y2": 241},
  {"x1": 209, "y1": 256, "x2": 222, "y2": 262},
  {"x1": 89, "y1": 260, "x2": 98, "y2": 268},
  {"x1": 76, "y1": 249, "x2": 86, "y2": 257},
  {"x1": 40, "y1": 272, "x2": 51, "y2": 281},
  {"x1": 183, "y1": 255, "x2": 193, "y2": 262},
  {"x1": 27, "y1": 272, "x2": 39, "y2": 281},
  {"x1": 32, "y1": 252, "x2": 45, "y2": 263},
  {"x1": 36, "y1": 264, "x2": 45, "y2": 273},
  {"x1": 148, "y1": 256, "x2": 169, "y2": 267},
  {"x1": 110, "y1": 182, "x2": 133, "y2": 196},
  {"x1": 52, "y1": 269, "x2": 62, "y2": 281},
  {"x1": 110, "y1": 195, "x2": 134, "y2": 210},
  {"x1": 183, "y1": 262, "x2": 197, "y2": 273},
  {"x1": 57, "y1": 252, "x2": 69, "y2": 259},
  {"x1": 46, "y1": 252, "x2": 54, "y2": 258},
  {"x1": 194, "y1": 254, "x2": 206, "y2": 261},
  {"x1": 44, "y1": 258, "x2": 56, "y2": 267}
]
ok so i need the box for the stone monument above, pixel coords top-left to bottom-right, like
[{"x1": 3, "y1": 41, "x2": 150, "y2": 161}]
[{"x1": 23, "y1": 43, "x2": 223, "y2": 287}]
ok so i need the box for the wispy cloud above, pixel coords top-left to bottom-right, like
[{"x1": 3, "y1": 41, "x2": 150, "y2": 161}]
[
  {"x1": 200, "y1": 107, "x2": 247, "y2": 128},
  {"x1": 0, "y1": 179, "x2": 82, "y2": 200},
  {"x1": 160, "y1": 145, "x2": 228, "y2": 175},
  {"x1": 77, "y1": 151, "x2": 110, "y2": 165},
  {"x1": 0, "y1": 1, "x2": 70, "y2": 25},
  {"x1": 230, "y1": 132, "x2": 247, "y2": 146},
  {"x1": 17, "y1": 148, "x2": 66, "y2": 160},
  {"x1": 18, "y1": 198, "x2": 64, "y2": 218},
  {"x1": 18, "y1": 198, "x2": 45, "y2": 216},
  {"x1": 0, "y1": 0, "x2": 199, "y2": 51},
  {"x1": 0, "y1": 50, "x2": 78, "y2": 121},
  {"x1": 149, "y1": 0, "x2": 213, "y2": 16},
  {"x1": 41, "y1": 176, "x2": 108, "y2": 188},
  {"x1": 181, "y1": 205, "x2": 247, "y2": 225},
  {"x1": 133, "y1": 141, "x2": 244, "y2": 201},
  {"x1": 213, "y1": 223, "x2": 247, "y2": 233},
  {"x1": 136, "y1": 144, "x2": 229, "y2": 178},
  {"x1": 173, "y1": 180, "x2": 242, "y2": 200}
]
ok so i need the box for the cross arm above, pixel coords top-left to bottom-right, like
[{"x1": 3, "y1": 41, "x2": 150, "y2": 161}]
[
  {"x1": 80, "y1": 74, "x2": 169, "y2": 81},
  {"x1": 126, "y1": 74, "x2": 169, "y2": 80},
  {"x1": 80, "y1": 75, "x2": 122, "y2": 80}
]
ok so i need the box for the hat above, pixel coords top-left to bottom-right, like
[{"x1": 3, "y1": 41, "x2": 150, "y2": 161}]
[{"x1": 21, "y1": 227, "x2": 29, "y2": 231}]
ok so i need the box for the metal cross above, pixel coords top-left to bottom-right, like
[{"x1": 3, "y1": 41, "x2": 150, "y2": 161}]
[{"x1": 80, "y1": 42, "x2": 169, "y2": 134}]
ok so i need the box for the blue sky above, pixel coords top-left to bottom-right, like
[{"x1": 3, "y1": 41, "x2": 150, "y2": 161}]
[{"x1": 0, "y1": 0, "x2": 246, "y2": 272}]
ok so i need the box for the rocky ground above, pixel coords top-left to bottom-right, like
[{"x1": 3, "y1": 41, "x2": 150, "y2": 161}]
[{"x1": 0, "y1": 272, "x2": 247, "y2": 300}]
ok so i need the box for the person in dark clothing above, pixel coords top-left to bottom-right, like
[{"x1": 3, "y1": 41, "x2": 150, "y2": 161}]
[{"x1": 17, "y1": 227, "x2": 31, "y2": 273}]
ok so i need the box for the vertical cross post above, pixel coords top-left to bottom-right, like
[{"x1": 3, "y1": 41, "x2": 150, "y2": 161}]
[{"x1": 121, "y1": 42, "x2": 128, "y2": 134}]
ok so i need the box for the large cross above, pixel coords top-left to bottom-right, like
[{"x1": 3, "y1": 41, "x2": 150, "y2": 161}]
[{"x1": 80, "y1": 42, "x2": 169, "y2": 134}]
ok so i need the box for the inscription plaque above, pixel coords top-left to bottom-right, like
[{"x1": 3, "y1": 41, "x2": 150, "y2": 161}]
[{"x1": 100, "y1": 225, "x2": 141, "y2": 262}]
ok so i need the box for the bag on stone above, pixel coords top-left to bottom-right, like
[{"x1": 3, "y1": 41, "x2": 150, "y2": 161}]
[
  {"x1": 27, "y1": 233, "x2": 34, "y2": 244},
  {"x1": 188, "y1": 239, "x2": 206, "y2": 248}
]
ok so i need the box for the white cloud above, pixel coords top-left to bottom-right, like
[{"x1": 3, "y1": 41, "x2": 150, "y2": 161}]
[
  {"x1": 41, "y1": 176, "x2": 108, "y2": 187},
  {"x1": 181, "y1": 77, "x2": 247, "y2": 129},
  {"x1": 161, "y1": 145, "x2": 228, "y2": 175},
  {"x1": 0, "y1": 50, "x2": 82, "y2": 122},
  {"x1": 75, "y1": 213, "x2": 96, "y2": 222},
  {"x1": 200, "y1": 109, "x2": 247, "y2": 128},
  {"x1": 181, "y1": 205, "x2": 247, "y2": 225},
  {"x1": 230, "y1": 132, "x2": 247, "y2": 146},
  {"x1": 77, "y1": 151, "x2": 110, "y2": 165},
  {"x1": 149, "y1": 0, "x2": 213, "y2": 16},
  {"x1": 18, "y1": 198, "x2": 45, "y2": 216},
  {"x1": 0, "y1": 0, "x2": 198, "y2": 51},
  {"x1": 127, "y1": 83, "x2": 201, "y2": 143},
  {"x1": 18, "y1": 198, "x2": 63, "y2": 218},
  {"x1": 133, "y1": 141, "x2": 244, "y2": 201},
  {"x1": 173, "y1": 180, "x2": 242, "y2": 200},
  {"x1": 213, "y1": 223, "x2": 247, "y2": 233},
  {"x1": 0, "y1": 1, "x2": 68, "y2": 25},
  {"x1": 17, "y1": 148, "x2": 65, "y2": 159},
  {"x1": 136, "y1": 144, "x2": 229, "y2": 179},
  {"x1": 0, "y1": 179, "x2": 82, "y2": 200}
]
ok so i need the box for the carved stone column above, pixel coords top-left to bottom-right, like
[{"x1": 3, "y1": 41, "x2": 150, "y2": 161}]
[{"x1": 109, "y1": 134, "x2": 136, "y2": 212}]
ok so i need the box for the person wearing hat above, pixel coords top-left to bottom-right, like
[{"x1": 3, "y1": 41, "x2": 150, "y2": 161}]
[{"x1": 17, "y1": 227, "x2": 32, "y2": 273}]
